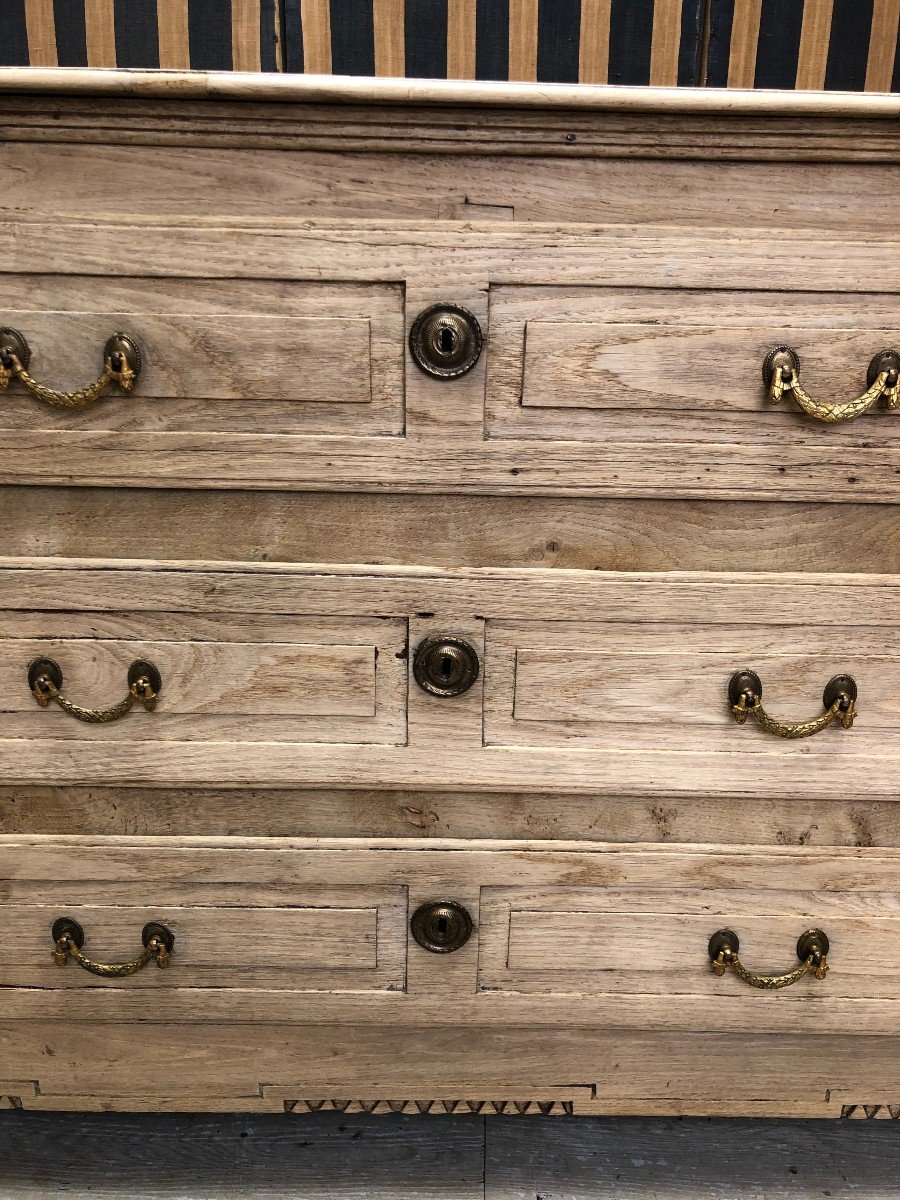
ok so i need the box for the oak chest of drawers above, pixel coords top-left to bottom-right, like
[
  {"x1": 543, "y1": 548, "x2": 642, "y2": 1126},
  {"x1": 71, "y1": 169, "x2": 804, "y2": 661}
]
[{"x1": 0, "y1": 68, "x2": 898, "y2": 1120}]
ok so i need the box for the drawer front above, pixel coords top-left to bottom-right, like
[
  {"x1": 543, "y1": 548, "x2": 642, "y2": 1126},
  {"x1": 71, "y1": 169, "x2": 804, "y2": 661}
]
[
  {"x1": 0, "y1": 607, "x2": 407, "y2": 747},
  {"x1": 486, "y1": 286, "x2": 900, "y2": 448},
  {"x1": 0, "y1": 890, "x2": 405, "y2": 993},
  {"x1": 1, "y1": 275, "x2": 404, "y2": 437},
  {"x1": 0, "y1": 560, "x2": 896, "y2": 800},
  {"x1": 3, "y1": 836, "x2": 900, "y2": 1037},
  {"x1": 4, "y1": 222, "x2": 897, "y2": 501},
  {"x1": 485, "y1": 623, "x2": 898, "y2": 753}
]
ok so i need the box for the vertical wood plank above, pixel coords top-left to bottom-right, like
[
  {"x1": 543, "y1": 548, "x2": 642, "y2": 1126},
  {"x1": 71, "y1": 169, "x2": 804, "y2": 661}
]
[
  {"x1": 373, "y1": 0, "x2": 405, "y2": 74},
  {"x1": 866, "y1": 0, "x2": 900, "y2": 91},
  {"x1": 508, "y1": 0, "x2": 538, "y2": 80},
  {"x1": 23, "y1": 0, "x2": 58, "y2": 66},
  {"x1": 579, "y1": 0, "x2": 611, "y2": 82},
  {"x1": 447, "y1": 0, "x2": 476, "y2": 78},
  {"x1": 650, "y1": 0, "x2": 683, "y2": 84},
  {"x1": 300, "y1": 0, "x2": 332, "y2": 71},
  {"x1": 232, "y1": 0, "x2": 262, "y2": 70},
  {"x1": 727, "y1": 0, "x2": 763, "y2": 86},
  {"x1": 796, "y1": 0, "x2": 834, "y2": 90},
  {"x1": 84, "y1": 0, "x2": 117, "y2": 66},
  {"x1": 156, "y1": 0, "x2": 191, "y2": 68}
]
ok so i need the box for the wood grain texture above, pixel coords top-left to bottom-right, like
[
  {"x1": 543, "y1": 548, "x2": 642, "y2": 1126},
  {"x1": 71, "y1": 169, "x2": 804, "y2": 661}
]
[
  {"x1": 373, "y1": 0, "x2": 405, "y2": 76},
  {"x1": 1, "y1": 1111, "x2": 899, "y2": 1197},
  {"x1": 508, "y1": 0, "x2": 539, "y2": 83},
  {"x1": 1, "y1": 490, "x2": 899, "y2": 575},
  {"x1": 9, "y1": 143, "x2": 899, "y2": 231},
  {"x1": 3, "y1": 835, "x2": 900, "y2": 1037},
  {"x1": 0, "y1": 1111, "x2": 487, "y2": 1196},
  {"x1": 4, "y1": 786, "x2": 899, "y2": 848},
  {"x1": 866, "y1": 0, "x2": 900, "y2": 93},
  {"x1": 727, "y1": 0, "x2": 763, "y2": 89},
  {"x1": 2, "y1": 69, "x2": 899, "y2": 116},
  {"x1": 485, "y1": 1116, "x2": 900, "y2": 1197},
  {"x1": 795, "y1": 0, "x2": 834, "y2": 92},
  {"x1": 1, "y1": 221, "x2": 898, "y2": 500},
  {"x1": 156, "y1": 0, "x2": 191, "y2": 71},
  {"x1": 0, "y1": 559, "x2": 896, "y2": 798},
  {"x1": 579, "y1": 0, "x2": 611, "y2": 84},
  {"x1": 22, "y1": 0, "x2": 57, "y2": 68}
]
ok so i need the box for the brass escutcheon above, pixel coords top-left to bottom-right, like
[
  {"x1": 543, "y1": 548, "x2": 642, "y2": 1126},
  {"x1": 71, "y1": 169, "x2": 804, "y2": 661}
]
[
  {"x1": 413, "y1": 635, "x2": 480, "y2": 697},
  {"x1": 410, "y1": 901, "x2": 474, "y2": 953},
  {"x1": 408, "y1": 304, "x2": 483, "y2": 379}
]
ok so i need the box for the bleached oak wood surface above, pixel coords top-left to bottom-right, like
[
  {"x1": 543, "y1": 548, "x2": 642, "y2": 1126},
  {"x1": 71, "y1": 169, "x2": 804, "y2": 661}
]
[{"x1": 2, "y1": 72, "x2": 898, "y2": 1124}]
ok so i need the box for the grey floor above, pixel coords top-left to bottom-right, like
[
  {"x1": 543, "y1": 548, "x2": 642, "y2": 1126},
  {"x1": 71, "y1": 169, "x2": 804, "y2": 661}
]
[{"x1": 1, "y1": 1113, "x2": 898, "y2": 1198}]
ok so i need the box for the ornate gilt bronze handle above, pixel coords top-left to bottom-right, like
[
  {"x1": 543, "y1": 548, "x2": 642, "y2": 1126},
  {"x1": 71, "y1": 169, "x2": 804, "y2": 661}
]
[
  {"x1": 709, "y1": 928, "x2": 829, "y2": 990},
  {"x1": 763, "y1": 347, "x2": 899, "y2": 424},
  {"x1": 28, "y1": 656, "x2": 161, "y2": 723},
  {"x1": 728, "y1": 669, "x2": 856, "y2": 740},
  {"x1": 52, "y1": 917, "x2": 174, "y2": 977},
  {"x1": 0, "y1": 327, "x2": 141, "y2": 409}
]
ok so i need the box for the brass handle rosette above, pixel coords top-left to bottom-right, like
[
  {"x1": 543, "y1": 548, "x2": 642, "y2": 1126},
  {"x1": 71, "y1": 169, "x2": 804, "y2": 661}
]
[
  {"x1": 28, "y1": 656, "x2": 161, "y2": 724},
  {"x1": 52, "y1": 917, "x2": 174, "y2": 978},
  {"x1": 763, "y1": 346, "x2": 899, "y2": 424},
  {"x1": 709, "y1": 928, "x2": 829, "y2": 990},
  {"x1": 728, "y1": 670, "x2": 856, "y2": 740},
  {"x1": 0, "y1": 328, "x2": 141, "y2": 410}
]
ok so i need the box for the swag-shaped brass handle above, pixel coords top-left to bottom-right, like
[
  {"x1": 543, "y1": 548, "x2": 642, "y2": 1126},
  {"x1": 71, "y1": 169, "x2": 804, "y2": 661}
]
[
  {"x1": 0, "y1": 327, "x2": 141, "y2": 409},
  {"x1": 52, "y1": 917, "x2": 174, "y2": 977},
  {"x1": 28, "y1": 656, "x2": 161, "y2": 723},
  {"x1": 728, "y1": 670, "x2": 856, "y2": 740},
  {"x1": 763, "y1": 347, "x2": 899, "y2": 424},
  {"x1": 709, "y1": 928, "x2": 829, "y2": 990}
]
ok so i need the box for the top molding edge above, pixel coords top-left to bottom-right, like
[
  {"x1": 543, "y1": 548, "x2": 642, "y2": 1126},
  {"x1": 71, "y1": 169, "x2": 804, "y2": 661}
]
[{"x1": 0, "y1": 68, "x2": 898, "y2": 118}]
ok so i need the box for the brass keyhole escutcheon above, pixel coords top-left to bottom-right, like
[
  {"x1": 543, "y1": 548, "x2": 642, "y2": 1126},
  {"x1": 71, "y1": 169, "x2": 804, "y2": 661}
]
[
  {"x1": 413, "y1": 635, "x2": 480, "y2": 697},
  {"x1": 410, "y1": 901, "x2": 474, "y2": 953},
  {"x1": 409, "y1": 304, "x2": 483, "y2": 379}
]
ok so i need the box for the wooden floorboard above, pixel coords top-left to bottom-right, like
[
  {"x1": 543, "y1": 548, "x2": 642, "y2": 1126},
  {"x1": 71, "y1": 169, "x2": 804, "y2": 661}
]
[{"x1": 1, "y1": 1113, "x2": 899, "y2": 1198}]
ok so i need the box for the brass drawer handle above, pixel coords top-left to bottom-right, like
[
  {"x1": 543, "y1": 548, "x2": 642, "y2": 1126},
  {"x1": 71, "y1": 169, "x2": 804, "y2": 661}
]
[
  {"x1": 0, "y1": 327, "x2": 141, "y2": 409},
  {"x1": 763, "y1": 346, "x2": 899, "y2": 424},
  {"x1": 52, "y1": 917, "x2": 174, "y2": 977},
  {"x1": 709, "y1": 928, "x2": 829, "y2": 990},
  {"x1": 728, "y1": 670, "x2": 856, "y2": 739},
  {"x1": 28, "y1": 656, "x2": 161, "y2": 723}
]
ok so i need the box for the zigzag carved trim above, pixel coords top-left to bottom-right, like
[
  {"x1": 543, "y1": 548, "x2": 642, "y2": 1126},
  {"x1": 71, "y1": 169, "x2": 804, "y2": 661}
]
[
  {"x1": 284, "y1": 1098, "x2": 574, "y2": 1116},
  {"x1": 841, "y1": 1104, "x2": 900, "y2": 1119}
]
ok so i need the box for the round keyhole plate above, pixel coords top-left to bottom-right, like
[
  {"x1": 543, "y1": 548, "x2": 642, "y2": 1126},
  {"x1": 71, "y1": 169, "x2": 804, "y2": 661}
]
[
  {"x1": 413, "y1": 635, "x2": 480, "y2": 698},
  {"x1": 410, "y1": 901, "x2": 474, "y2": 953},
  {"x1": 409, "y1": 304, "x2": 483, "y2": 379}
]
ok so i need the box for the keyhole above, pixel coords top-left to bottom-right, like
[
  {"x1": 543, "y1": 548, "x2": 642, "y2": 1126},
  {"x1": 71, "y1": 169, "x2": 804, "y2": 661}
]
[
  {"x1": 436, "y1": 915, "x2": 449, "y2": 937},
  {"x1": 440, "y1": 654, "x2": 453, "y2": 679},
  {"x1": 436, "y1": 326, "x2": 458, "y2": 356}
]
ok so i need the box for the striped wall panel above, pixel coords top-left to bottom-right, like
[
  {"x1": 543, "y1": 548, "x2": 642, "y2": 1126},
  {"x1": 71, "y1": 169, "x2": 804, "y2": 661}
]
[
  {"x1": 1, "y1": 0, "x2": 897, "y2": 89},
  {"x1": 706, "y1": 0, "x2": 900, "y2": 91},
  {"x1": 0, "y1": 0, "x2": 281, "y2": 71},
  {"x1": 282, "y1": 0, "x2": 707, "y2": 84}
]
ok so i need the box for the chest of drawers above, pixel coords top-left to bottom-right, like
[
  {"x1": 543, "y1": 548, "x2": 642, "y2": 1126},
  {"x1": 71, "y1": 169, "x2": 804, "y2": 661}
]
[{"x1": 0, "y1": 69, "x2": 898, "y2": 1120}]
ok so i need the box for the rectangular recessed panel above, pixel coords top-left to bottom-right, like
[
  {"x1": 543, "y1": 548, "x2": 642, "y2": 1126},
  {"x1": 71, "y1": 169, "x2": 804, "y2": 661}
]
[
  {"x1": 486, "y1": 286, "x2": 900, "y2": 457},
  {"x1": 479, "y1": 888, "x2": 900, "y2": 1000},
  {"x1": 0, "y1": 612, "x2": 408, "y2": 745},
  {"x1": 0, "y1": 277, "x2": 405, "y2": 436},
  {"x1": 0, "y1": 893, "x2": 406, "y2": 993},
  {"x1": 485, "y1": 620, "x2": 899, "y2": 763}
]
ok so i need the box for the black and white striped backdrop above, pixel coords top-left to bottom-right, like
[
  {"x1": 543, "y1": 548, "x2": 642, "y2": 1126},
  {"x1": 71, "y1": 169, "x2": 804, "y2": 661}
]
[{"x1": 1, "y1": 0, "x2": 898, "y2": 90}]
